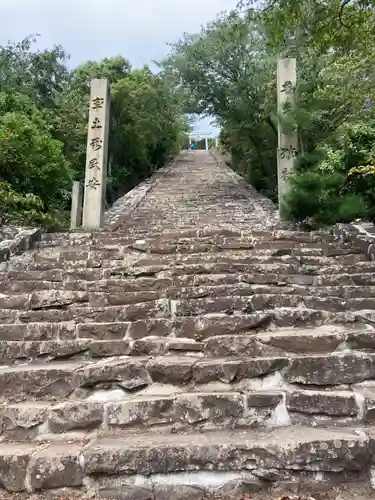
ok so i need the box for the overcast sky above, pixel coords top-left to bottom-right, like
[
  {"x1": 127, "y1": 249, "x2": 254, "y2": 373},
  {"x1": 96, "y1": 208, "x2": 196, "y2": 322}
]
[{"x1": 0, "y1": 0, "x2": 238, "y2": 133}]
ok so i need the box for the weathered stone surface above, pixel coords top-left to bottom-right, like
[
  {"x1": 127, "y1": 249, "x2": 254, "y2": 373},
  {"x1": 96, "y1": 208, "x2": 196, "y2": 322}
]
[
  {"x1": 0, "y1": 322, "x2": 76, "y2": 341},
  {"x1": 286, "y1": 390, "x2": 358, "y2": 416},
  {"x1": 246, "y1": 392, "x2": 283, "y2": 408},
  {"x1": 147, "y1": 357, "x2": 196, "y2": 384},
  {"x1": 174, "y1": 313, "x2": 272, "y2": 340},
  {"x1": 82, "y1": 427, "x2": 370, "y2": 475},
  {"x1": 107, "y1": 397, "x2": 174, "y2": 428},
  {"x1": 0, "y1": 340, "x2": 90, "y2": 363},
  {"x1": 89, "y1": 291, "x2": 160, "y2": 307},
  {"x1": 204, "y1": 335, "x2": 282, "y2": 357},
  {"x1": 193, "y1": 357, "x2": 288, "y2": 384},
  {"x1": 1, "y1": 403, "x2": 49, "y2": 439},
  {"x1": 30, "y1": 290, "x2": 88, "y2": 310},
  {"x1": 89, "y1": 340, "x2": 131, "y2": 357},
  {"x1": 28, "y1": 443, "x2": 83, "y2": 490},
  {"x1": 168, "y1": 338, "x2": 204, "y2": 352},
  {"x1": 0, "y1": 363, "x2": 79, "y2": 402},
  {"x1": 128, "y1": 319, "x2": 172, "y2": 339},
  {"x1": 130, "y1": 338, "x2": 168, "y2": 356},
  {"x1": 77, "y1": 322, "x2": 129, "y2": 340},
  {"x1": 77, "y1": 358, "x2": 151, "y2": 391},
  {"x1": 347, "y1": 331, "x2": 375, "y2": 349},
  {"x1": 0, "y1": 293, "x2": 30, "y2": 310},
  {"x1": 0, "y1": 443, "x2": 34, "y2": 491},
  {"x1": 48, "y1": 401, "x2": 103, "y2": 432},
  {"x1": 285, "y1": 354, "x2": 375, "y2": 385},
  {"x1": 98, "y1": 485, "x2": 154, "y2": 500},
  {"x1": 154, "y1": 485, "x2": 206, "y2": 500},
  {"x1": 2, "y1": 152, "x2": 375, "y2": 494},
  {"x1": 174, "y1": 392, "x2": 245, "y2": 425}
]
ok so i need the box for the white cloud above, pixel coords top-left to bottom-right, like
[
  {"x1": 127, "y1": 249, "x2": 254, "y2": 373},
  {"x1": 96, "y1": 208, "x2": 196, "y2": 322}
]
[
  {"x1": 0, "y1": 0, "x2": 234, "y2": 133},
  {"x1": 0, "y1": 0, "x2": 238, "y2": 67}
]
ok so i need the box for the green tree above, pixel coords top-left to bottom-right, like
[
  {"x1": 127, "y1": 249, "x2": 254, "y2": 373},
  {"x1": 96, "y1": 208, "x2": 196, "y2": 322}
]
[{"x1": 0, "y1": 36, "x2": 187, "y2": 228}]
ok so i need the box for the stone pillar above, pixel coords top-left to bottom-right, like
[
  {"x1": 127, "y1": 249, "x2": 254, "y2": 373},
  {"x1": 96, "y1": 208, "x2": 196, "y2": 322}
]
[
  {"x1": 70, "y1": 181, "x2": 83, "y2": 230},
  {"x1": 82, "y1": 79, "x2": 110, "y2": 230},
  {"x1": 189, "y1": 135, "x2": 192, "y2": 147},
  {"x1": 215, "y1": 137, "x2": 219, "y2": 148},
  {"x1": 277, "y1": 58, "x2": 298, "y2": 215},
  {"x1": 205, "y1": 137, "x2": 209, "y2": 151}
]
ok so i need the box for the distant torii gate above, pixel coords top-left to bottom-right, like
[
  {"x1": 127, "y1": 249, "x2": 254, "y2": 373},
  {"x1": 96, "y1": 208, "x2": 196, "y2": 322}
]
[{"x1": 187, "y1": 132, "x2": 219, "y2": 151}]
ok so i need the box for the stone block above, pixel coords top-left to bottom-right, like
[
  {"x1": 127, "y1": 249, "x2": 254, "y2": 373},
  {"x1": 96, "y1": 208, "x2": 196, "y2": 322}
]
[
  {"x1": 49, "y1": 401, "x2": 104, "y2": 432},
  {"x1": 28, "y1": 443, "x2": 83, "y2": 490},
  {"x1": 0, "y1": 443, "x2": 34, "y2": 491}
]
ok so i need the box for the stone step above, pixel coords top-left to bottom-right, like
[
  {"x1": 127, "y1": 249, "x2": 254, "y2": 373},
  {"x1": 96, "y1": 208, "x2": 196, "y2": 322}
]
[
  {"x1": 112, "y1": 261, "x2": 375, "y2": 278},
  {"x1": 2, "y1": 352, "x2": 375, "y2": 402},
  {"x1": 0, "y1": 300, "x2": 170, "y2": 323},
  {"x1": 0, "y1": 388, "x2": 369, "y2": 442},
  {"x1": 93, "y1": 228, "x2": 335, "y2": 243},
  {"x1": 3, "y1": 260, "x2": 375, "y2": 284},
  {"x1": 175, "y1": 294, "x2": 375, "y2": 316},
  {"x1": 0, "y1": 426, "x2": 369, "y2": 494},
  {"x1": 2, "y1": 283, "x2": 375, "y2": 309},
  {"x1": 0, "y1": 325, "x2": 373, "y2": 361},
  {"x1": 0, "y1": 338, "x2": 205, "y2": 363},
  {"x1": 3, "y1": 272, "x2": 375, "y2": 294},
  {"x1": 0, "y1": 306, "x2": 372, "y2": 338},
  {"x1": 33, "y1": 244, "x2": 364, "y2": 264},
  {"x1": 1, "y1": 294, "x2": 375, "y2": 324},
  {"x1": 35, "y1": 237, "x2": 362, "y2": 259},
  {"x1": 204, "y1": 326, "x2": 375, "y2": 356},
  {"x1": 27, "y1": 248, "x2": 367, "y2": 271}
]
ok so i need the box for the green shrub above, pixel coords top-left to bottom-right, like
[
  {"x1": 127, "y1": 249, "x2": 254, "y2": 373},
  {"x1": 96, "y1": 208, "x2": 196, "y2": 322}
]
[{"x1": 282, "y1": 171, "x2": 367, "y2": 227}]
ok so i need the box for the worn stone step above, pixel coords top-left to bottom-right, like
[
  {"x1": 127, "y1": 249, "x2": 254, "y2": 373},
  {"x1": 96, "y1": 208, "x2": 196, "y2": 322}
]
[
  {"x1": 4, "y1": 261, "x2": 375, "y2": 288},
  {"x1": 1, "y1": 387, "x2": 369, "y2": 443},
  {"x1": 3, "y1": 351, "x2": 375, "y2": 402},
  {"x1": 2, "y1": 283, "x2": 375, "y2": 311},
  {"x1": 6, "y1": 322, "x2": 372, "y2": 362},
  {"x1": 0, "y1": 308, "x2": 373, "y2": 341},
  {"x1": 115, "y1": 261, "x2": 375, "y2": 278},
  {"x1": 94, "y1": 228, "x2": 335, "y2": 243},
  {"x1": 175, "y1": 294, "x2": 375, "y2": 316},
  {"x1": 203, "y1": 325, "x2": 375, "y2": 356},
  {"x1": 0, "y1": 337, "x2": 205, "y2": 363},
  {"x1": 0, "y1": 307, "x2": 370, "y2": 342},
  {"x1": 0, "y1": 300, "x2": 170, "y2": 324},
  {"x1": 35, "y1": 240, "x2": 362, "y2": 263},
  {"x1": 0, "y1": 426, "x2": 369, "y2": 493},
  {"x1": 19, "y1": 245, "x2": 368, "y2": 273},
  {"x1": 1, "y1": 272, "x2": 373, "y2": 294},
  {"x1": 0, "y1": 391, "x2": 282, "y2": 440}
]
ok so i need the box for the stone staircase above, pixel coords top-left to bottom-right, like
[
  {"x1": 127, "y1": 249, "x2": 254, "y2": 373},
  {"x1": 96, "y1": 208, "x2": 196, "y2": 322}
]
[{"x1": 0, "y1": 151, "x2": 375, "y2": 499}]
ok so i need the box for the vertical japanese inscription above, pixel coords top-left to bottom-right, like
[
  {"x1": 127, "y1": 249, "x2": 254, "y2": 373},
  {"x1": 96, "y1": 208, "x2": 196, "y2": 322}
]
[
  {"x1": 82, "y1": 79, "x2": 110, "y2": 229},
  {"x1": 277, "y1": 58, "x2": 298, "y2": 215}
]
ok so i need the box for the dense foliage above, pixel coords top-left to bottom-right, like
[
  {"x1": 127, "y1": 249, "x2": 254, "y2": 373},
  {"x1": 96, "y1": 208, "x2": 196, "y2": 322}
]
[
  {"x1": 163, "y1": 0, "x2": 375, "y2": 226},
  {"x1": 0, "y1": 36, "x2": 187, "y2": 229}
]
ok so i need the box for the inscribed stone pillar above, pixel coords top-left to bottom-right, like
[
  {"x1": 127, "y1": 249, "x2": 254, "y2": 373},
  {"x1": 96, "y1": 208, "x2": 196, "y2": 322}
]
[
  {"x1": 215, "y1": 137, "x2": 219, "y2": 148},
  {"x1": 205, "y1": 137, "x2": 209, "y2": 151},
  {"x1": 277, "y1": 58, "x2": 298, "y2": 214},
  {"x1": 70, "y1": 181, "x2": 83, "y2": 230},
  {"x1": 82, "y1": 79, "x2": 110, "y2": 230}
]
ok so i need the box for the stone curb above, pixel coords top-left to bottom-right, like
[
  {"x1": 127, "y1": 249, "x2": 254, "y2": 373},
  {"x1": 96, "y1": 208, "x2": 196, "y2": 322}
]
[
  {"x1": 0, "y1": 229, "x2": 41, "y2": 264},
  {"x1": 104, "y1": 157, "x2": 177, "y2": 231},
  {"x1": 333, "y1": 221, "x2": 375, "y2": 260}
]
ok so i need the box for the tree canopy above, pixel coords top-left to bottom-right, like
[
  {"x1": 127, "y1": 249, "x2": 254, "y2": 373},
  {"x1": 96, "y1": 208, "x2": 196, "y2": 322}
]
[
  {"x1": 163, "y1": 0, "x2": 375, "y2": 226},
  {"x1": 0, "y1": 35, "x2": 188, "y2": 229}
]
